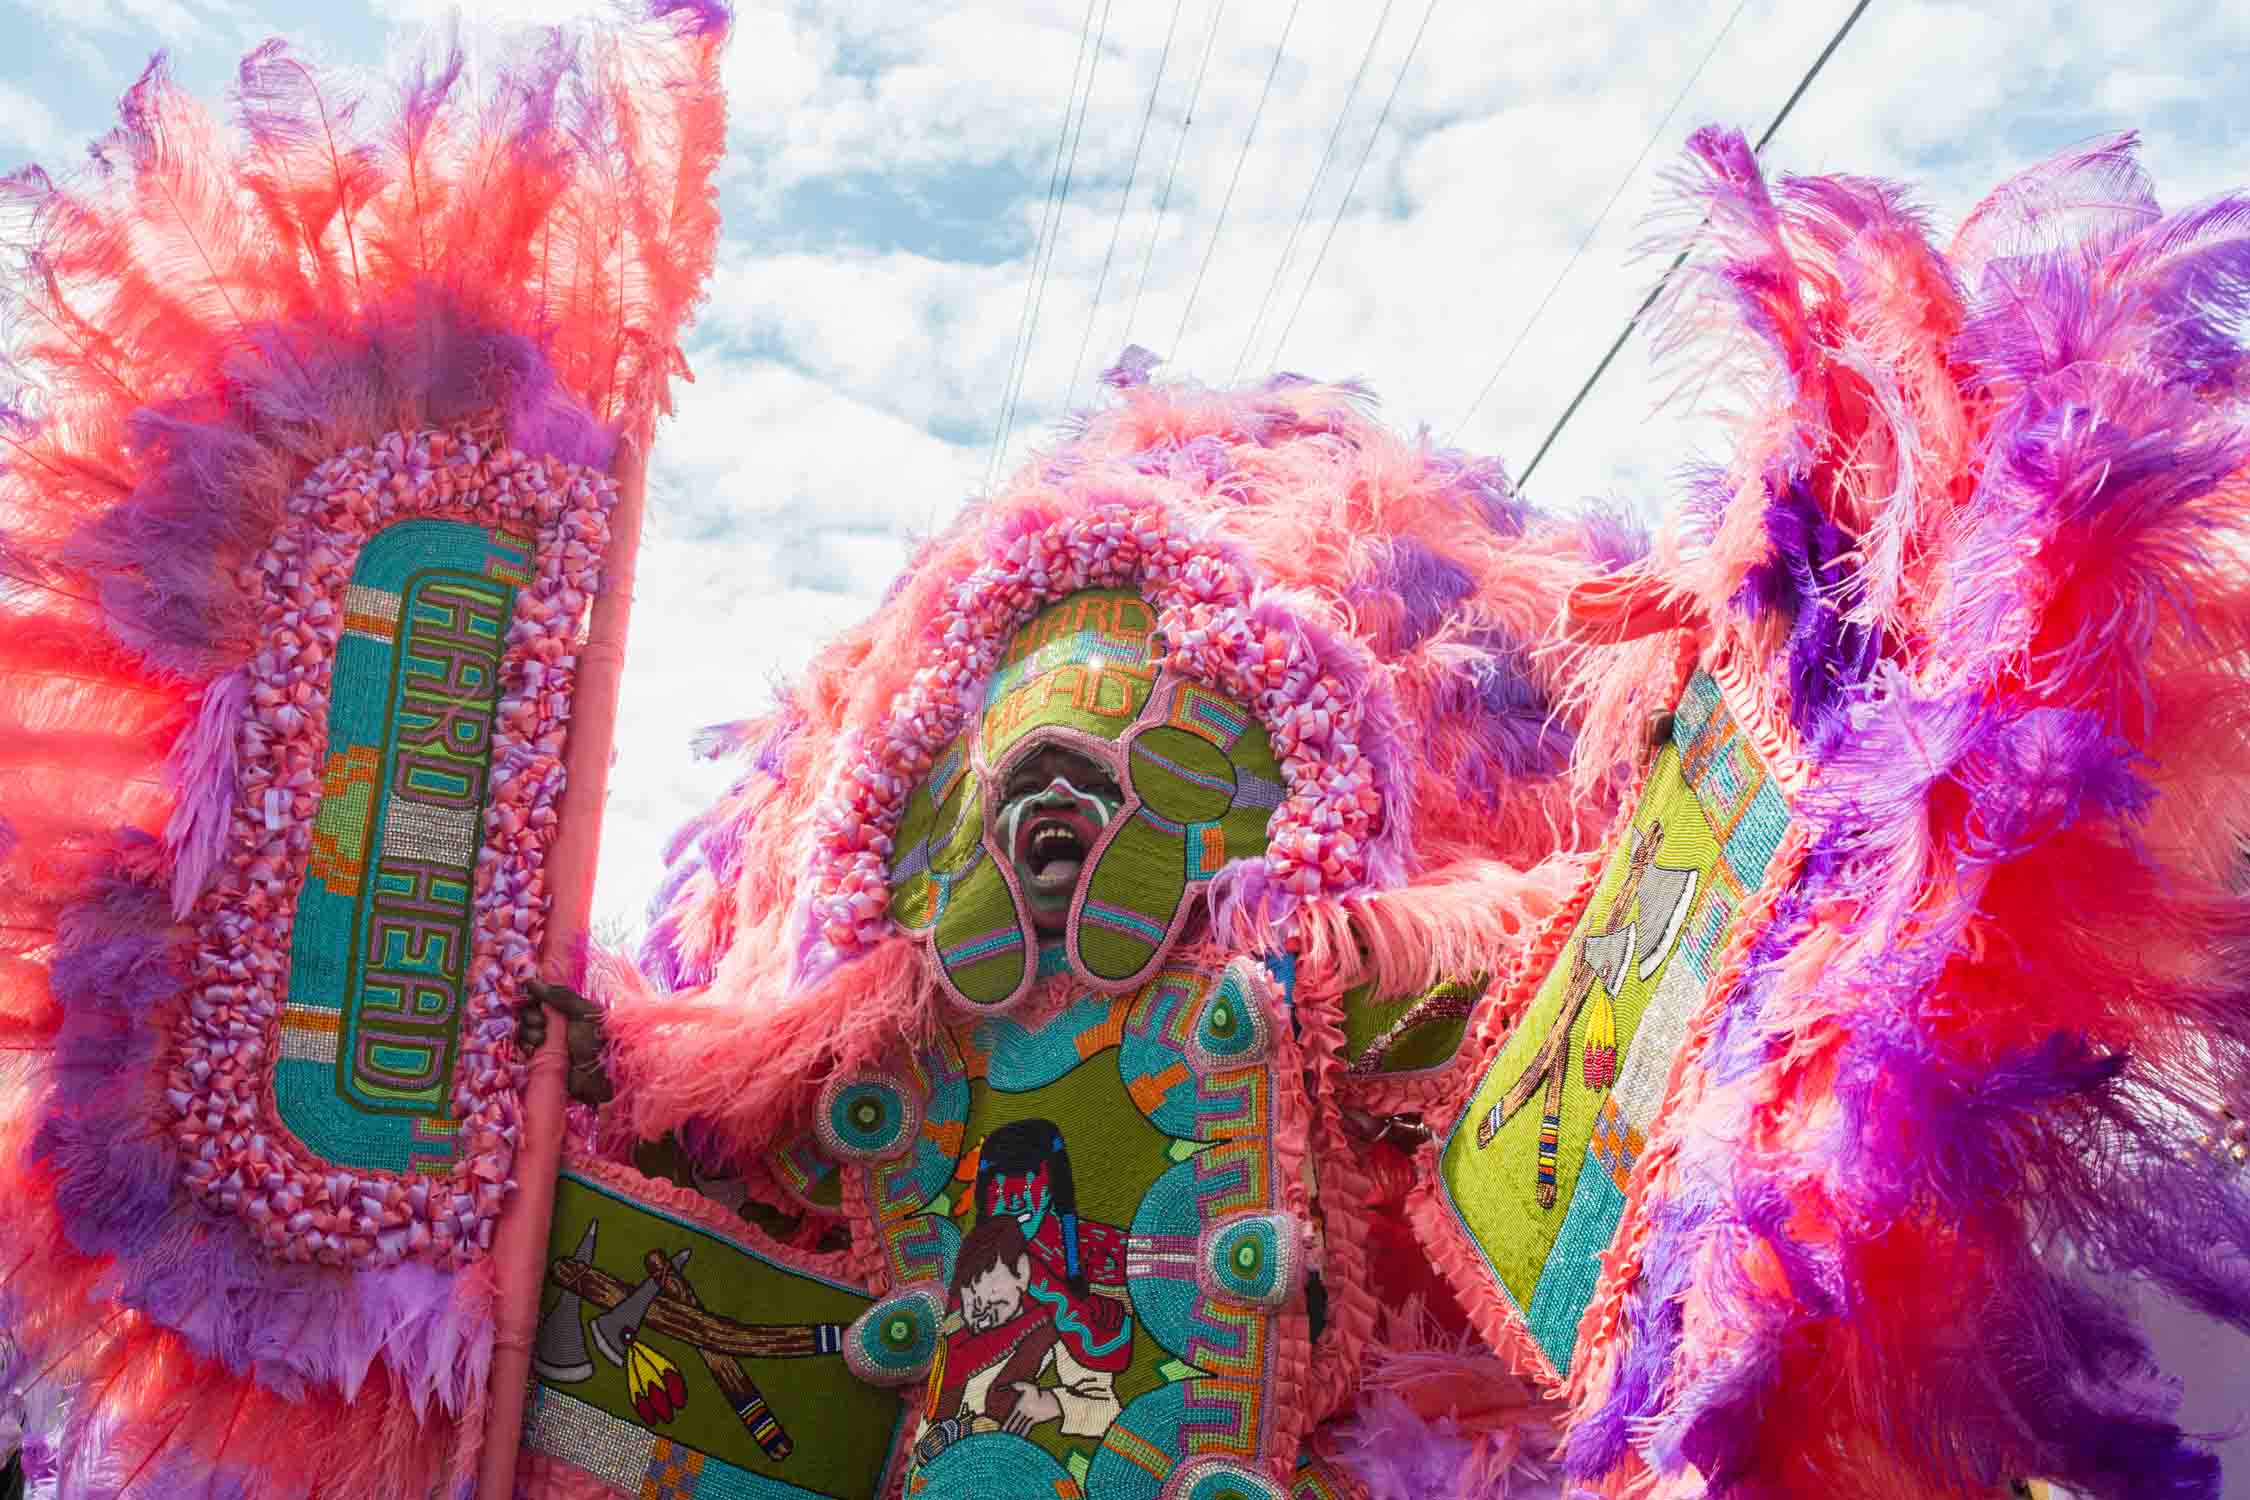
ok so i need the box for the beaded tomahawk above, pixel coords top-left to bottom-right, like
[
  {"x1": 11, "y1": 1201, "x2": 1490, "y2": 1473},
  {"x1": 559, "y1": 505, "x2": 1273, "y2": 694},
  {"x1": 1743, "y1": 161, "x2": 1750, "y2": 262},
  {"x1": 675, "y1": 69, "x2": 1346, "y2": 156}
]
[
  {"x1": 0, "y1": 6, "x2": 725, "y2": 1495},
  {"x1": 1473, "y1": 819, "x2": 1698, "y2": 1207}
]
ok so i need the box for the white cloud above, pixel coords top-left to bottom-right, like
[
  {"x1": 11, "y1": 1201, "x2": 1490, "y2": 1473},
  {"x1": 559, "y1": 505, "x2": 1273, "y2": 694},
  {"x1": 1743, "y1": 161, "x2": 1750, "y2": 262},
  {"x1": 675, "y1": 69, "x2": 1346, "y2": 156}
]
[
  {"x1": 0, "y1": 77, "x2": 69, "y2": 161},
  {"x1": 7, "y1": 0, "x2": 243, "y2": 44},
  {"x1": 6, "y1": 0, "x2": 2249, "y2": 932},
  {"x1": 591, "y1": 352, "x2": 981, "y2": 924},
  {"x1": 699, "y1": 242, "x2": 1022, "y2": 440}
]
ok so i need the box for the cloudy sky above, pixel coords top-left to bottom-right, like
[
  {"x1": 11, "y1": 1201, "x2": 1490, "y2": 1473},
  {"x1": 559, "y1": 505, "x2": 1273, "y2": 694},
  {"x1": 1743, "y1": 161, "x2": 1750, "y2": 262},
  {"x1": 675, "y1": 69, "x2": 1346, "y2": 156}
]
[{"x1": 3, "y1": 0, "x2": 2246, "y2": 936}]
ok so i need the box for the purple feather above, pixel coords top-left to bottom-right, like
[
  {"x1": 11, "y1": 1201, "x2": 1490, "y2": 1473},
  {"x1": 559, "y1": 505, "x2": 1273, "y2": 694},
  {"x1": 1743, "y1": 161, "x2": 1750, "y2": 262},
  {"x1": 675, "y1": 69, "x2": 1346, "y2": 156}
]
[
  {"x1": 1100, "y1": 345, "x2": 1162, "y2": 389},
  {"x1": 1371, "y1": 538, "x2": 1474, "y2": 653},
  {"x1": 1205, "y1": 855, "x2": 1300, "y2": 950},
  {"x1": 37, "y1": 1110, "x2": 177, "y2": 1260},
  {"x1": 1955, "y1": 706, "x2": 2152, "y2": 862},
  {"x1": 53, "y1": 287, "x2": 614, "y2": 676},
  {"x1": 1565, "y1": 1195, "x2": 1714, "y2": 1480},
  {"x1": 234, "y1": 38, "x2": 371, "y2": 158},
  {"x1": 1578, "y1": 504, "x2": 1650, "y2": 572},
  {"x1": 48, "y1": 869, "x2": 186, "y2": 1017},
  {"x1": 1434, "y1": 626, "x2": 1572, "y2": 796},
  {"x1": 1734, "y1": 475, "x2": 1879, "y2": 754},
  {"x1": 164, "y1": 665, "x2": 249, "y2": 917},
  {"x1": 23, "y1": 859, "x2": 493, "y2": 1413},
  {"x1": 1952, "y1": 132, "x2": 2156, "y2": 278},
  {"x1": 648, "y1": 0, "x2": 731, "y2": 38},
  {"x1": 2106, "y1": 192, "x2": 2250, "y2": 389},
  {"x1": 1425, "y1": 447, "x2": 1527, "y2": 537},
  {"x1": 395, "y1": 39, "x2": 467, "y2": 162}
]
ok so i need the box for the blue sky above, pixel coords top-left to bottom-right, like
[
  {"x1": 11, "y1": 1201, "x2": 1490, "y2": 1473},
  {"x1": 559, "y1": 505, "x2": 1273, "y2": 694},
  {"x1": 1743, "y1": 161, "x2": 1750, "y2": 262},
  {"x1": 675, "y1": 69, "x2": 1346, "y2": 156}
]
[{"x1": 3, "y1": 0, "x2": 2247, "y2": 934}]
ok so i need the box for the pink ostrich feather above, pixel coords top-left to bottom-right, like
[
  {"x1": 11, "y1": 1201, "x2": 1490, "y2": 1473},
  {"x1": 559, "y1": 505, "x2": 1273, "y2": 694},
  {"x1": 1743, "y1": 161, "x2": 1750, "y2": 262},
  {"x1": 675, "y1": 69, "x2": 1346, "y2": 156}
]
[{"x1": 1546, "y1": 127, "x2": 2250, "y2": 1500}]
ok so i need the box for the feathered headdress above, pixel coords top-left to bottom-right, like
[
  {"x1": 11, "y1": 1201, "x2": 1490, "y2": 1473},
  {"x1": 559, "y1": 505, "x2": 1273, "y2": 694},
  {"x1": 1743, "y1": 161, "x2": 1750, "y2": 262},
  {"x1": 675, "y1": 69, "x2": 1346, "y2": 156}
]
[{"x1": 603, "y1": 360, "x2": 1634, "y2": 1165}]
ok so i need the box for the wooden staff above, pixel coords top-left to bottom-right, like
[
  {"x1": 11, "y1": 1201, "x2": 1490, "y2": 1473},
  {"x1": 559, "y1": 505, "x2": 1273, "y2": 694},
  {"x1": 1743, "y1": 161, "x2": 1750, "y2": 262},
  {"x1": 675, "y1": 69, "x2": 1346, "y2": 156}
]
[
  {"x1": 642, "y1": 1250, "x2": 794, "y2": 1460},
  {"x1": 478, "y1": 431, "x2": 652, "y2": 1500}
]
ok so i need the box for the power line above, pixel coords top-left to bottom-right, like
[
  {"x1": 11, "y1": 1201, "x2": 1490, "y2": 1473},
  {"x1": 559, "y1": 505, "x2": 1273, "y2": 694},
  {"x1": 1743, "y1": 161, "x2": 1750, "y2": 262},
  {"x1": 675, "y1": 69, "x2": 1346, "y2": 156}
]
[
  {"x1": 1065, "y1": 0, "x2": 1189, "y2": 412},
  {"x1": 1172, "y1": 0, "x2": 1301, "y2": 365},
  {"x1": 1514, "y1": 0, "x2": 1876, "y2": 492},
  {"x1": 986, "y1": 0, "x2": 1101, "y2": 494},
  {"x1": 1232, "y1": 0, "x2": 1397, "y2": 382},
  {"x1": 1268, "y1": 0, "x2": 1441, "y2": 371},
  {"x1": 1449, "y1": 0, "x2": 1751, "y2": 444},
  {"x1": 992, "y1": 0, "x2": 1116, "y2": 492},
  {"x1": 1126, "y1": 0, "x2": 1228, "y2": 348}
]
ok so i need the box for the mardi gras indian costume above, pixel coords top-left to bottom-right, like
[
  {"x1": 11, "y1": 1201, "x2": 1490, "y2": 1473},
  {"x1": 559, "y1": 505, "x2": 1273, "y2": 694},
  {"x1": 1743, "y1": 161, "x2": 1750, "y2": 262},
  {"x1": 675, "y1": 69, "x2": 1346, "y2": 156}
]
[
  {"x1": 1, "y1": 6, "x2": 2248, "y2": 1496},
  {"x1": 530, "y1": 131, "x2": 2250, "y2": 1500}
]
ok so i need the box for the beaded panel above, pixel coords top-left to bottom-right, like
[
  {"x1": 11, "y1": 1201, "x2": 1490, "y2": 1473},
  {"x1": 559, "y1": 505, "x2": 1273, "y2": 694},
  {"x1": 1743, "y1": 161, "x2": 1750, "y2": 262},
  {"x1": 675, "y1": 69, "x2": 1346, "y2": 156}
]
[
  {"x1": 172, "y1": 428, "x2": 613, "y2": 1268},
  {"x1": 275, "y1": 518, "x2": 527, "y2": 1171},
  {"x1": 523, "y1": 1159, "x2": 905, "y2": 1499},
  {"x1": 1437, "y1": 671, "x2": 1793, "y2": 1377},
  {"x1": 842, "y1": 957, "x2": 1312, "y2": 1495}
]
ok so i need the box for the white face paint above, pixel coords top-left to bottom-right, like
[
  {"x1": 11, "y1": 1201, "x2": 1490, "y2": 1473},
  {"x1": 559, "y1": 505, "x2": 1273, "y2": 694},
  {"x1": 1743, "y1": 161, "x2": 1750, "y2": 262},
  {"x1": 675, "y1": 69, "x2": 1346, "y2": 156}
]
[
  {"x1": 998, "y1": 744, "x2": 1125, "y2": 928},
  {"x1": 999, "y1": 776, "x2": 1118, "y2": 855}
]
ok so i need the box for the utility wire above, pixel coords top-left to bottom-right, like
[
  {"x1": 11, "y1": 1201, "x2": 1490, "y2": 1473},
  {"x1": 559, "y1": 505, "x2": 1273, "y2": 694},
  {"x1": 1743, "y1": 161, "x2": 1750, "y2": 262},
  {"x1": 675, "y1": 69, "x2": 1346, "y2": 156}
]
[
  {"x1": 992, "y1": 0, "x2": 1116, "y2": 492},
  {"x1": 1449, "y1": 0, "x2": 1751, "y2": 444},
  {"x1": 1126, "y1": 0, "x2": 1228, "y2": 348},
  {"x1": 1065, "y1": 0, "x2": 1189, "y2": 411},
  {"x1": 1232, "y1": 0, "x2": 1397, "y2": 382},
  {"x1": 986, "y1": 0, "x2": 1100, "y2": 493},
  {"x1": 1268, "y1": 0, "x2": 1441, "y2": 370},
  {"x1": 1173, "y1": 0, "x2": 1302, "y2": 365},
  {"x1": 1513, "y1": 0, "x2": 1875, "y2": 492}
]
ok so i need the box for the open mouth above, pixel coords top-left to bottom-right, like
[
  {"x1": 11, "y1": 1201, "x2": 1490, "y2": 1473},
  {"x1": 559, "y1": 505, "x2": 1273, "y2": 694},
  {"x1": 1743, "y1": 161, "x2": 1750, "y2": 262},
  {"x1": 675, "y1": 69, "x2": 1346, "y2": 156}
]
[{"x1": 1016, "y1": 811, "x2": 1095, "y2": 898}]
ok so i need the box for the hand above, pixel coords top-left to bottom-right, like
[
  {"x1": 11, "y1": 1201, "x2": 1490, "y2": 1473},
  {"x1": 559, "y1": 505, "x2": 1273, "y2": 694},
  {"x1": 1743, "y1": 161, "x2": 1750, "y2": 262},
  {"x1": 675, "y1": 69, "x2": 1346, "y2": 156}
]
[
  {"x1": 515, "y1": 979, "x2": 614, "y2": 1106},
  {"x1": 1000, "y1": 1383, "x2": 1063, "y2": 1435}
]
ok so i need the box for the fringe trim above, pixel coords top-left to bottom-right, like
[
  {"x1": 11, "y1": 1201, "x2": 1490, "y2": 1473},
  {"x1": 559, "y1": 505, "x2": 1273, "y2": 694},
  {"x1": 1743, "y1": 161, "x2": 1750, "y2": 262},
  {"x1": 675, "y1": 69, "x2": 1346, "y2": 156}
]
[
  {"x1": 1295, "y1": 985, "x2": 1385, "y2": 1421},
  {"x1": 1405, "y1": 632, "x2": 1698, "y2": 1398}
]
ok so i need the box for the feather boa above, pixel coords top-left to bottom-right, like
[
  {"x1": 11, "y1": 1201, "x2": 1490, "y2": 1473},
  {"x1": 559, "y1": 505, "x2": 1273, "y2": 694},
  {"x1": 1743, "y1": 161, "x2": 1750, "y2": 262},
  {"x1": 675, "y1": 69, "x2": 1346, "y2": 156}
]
[{"x1": 0, "y1": 4, "x2": 724, "y2": 1492}]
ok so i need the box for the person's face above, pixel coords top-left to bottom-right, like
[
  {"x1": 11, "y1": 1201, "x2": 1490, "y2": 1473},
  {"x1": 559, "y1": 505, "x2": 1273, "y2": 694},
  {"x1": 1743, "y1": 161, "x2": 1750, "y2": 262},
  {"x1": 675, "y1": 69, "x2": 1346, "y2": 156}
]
[
  {"x1": 998, "y1": 741, "x2": 1122, "y2": 933},
  {"x1": 963, "y1": 1255, "x2": 1030, "y2": 1332},
  {"x1": 983, "y1": 1160, "x2": 1055, "y2": 1239}
]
